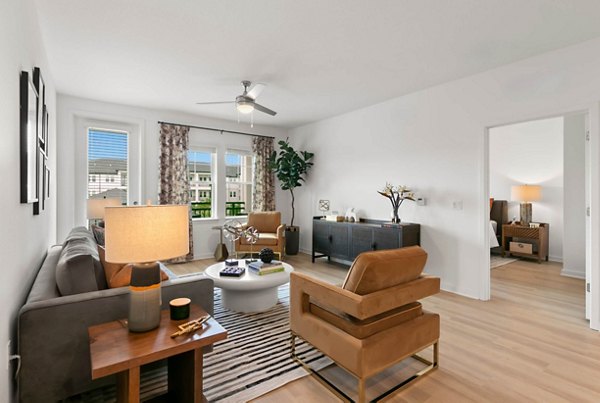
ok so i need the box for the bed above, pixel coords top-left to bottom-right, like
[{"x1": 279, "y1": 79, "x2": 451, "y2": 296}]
[{"x1": 490, "y1": 199, "x2": 508, "y2": 251}]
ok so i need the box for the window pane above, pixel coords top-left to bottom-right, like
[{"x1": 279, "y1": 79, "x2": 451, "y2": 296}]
[
  {"x1": 87, "y1": 129, "x2": 128, "y2": 205},
  {"x1": 189, "y1": 150, "x2": 213, "y2": 218},
  {"x1": 225, "y1": 152, "x2": 253, "y2": 217}
]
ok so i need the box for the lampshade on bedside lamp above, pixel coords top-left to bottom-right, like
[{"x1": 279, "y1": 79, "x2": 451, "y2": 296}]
[
  {"x1": 511, "y1": 184, "x2": 542, "y2": 226},
  {"x1": 86, "y1": 197, "x2": 121, "y2": 225},
  {"x1": 104, "y1": 204, "x2": 189, "y2": 332}
]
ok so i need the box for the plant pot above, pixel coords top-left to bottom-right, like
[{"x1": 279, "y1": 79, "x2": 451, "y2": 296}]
[{"x1": 285, "y1": 226, "x2": 300, "y2": 255}]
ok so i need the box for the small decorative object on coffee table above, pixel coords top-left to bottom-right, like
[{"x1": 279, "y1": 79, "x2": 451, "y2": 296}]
[
  {"x1": 223, "y1": 219, "x2": 243, "y2": 266},
  {"x1": 377, "y1": 182, "x2": 415, "y2": 224},
  {"x1": 259, "y1": 247, "x2": 274, "y2": 263},
  {"x1": 220, "y1": 266, "x2": 245, "y2": 277},
  {"x1": 243, "y1": 226, "x2": 260, "y2": 263}
]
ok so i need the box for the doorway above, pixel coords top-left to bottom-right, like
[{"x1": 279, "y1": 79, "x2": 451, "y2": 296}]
[{"x1": 484, "y1": 111, "x2": 592, "y2": 324}]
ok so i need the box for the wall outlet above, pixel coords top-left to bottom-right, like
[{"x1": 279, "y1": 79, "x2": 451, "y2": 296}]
[
  {"x1": 416, "y1": 197, "x2": 426, "y2": 206},
  {"x1": 452, "y1": 201, "x2": 463, "y2": 210}
]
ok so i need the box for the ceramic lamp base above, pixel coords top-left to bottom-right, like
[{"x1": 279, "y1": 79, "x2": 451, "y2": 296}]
[
  {"x1": 520, "y1": 203, "x2": 532, "y2": 226},
  {"x1": 128, "y1": 262, "x2": 161, "y2": 332}
]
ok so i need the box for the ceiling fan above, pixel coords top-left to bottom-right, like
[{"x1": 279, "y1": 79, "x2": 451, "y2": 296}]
[{"x1": 196, "y1": 81, "x2": 277, "y2": 116}]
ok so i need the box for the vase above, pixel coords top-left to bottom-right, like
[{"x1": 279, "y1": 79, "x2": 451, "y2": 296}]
[{"x1": 391, "y1": 208, "x2": 401, "y2": 223}]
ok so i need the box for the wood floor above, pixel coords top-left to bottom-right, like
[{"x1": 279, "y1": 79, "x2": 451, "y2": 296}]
[{"x1": 170, "y1": 255, "x2": 599, "y2": 402}]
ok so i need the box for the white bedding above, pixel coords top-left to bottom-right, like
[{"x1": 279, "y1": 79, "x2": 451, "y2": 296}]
[{"x1": 490, "y1": 220, "x2": 499, "y2": 248}]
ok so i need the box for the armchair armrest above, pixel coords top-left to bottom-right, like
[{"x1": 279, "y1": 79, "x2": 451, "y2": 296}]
[
  {"x1": 290, "y1": 272, "x2": 439, "y2": 321},
  {"x1": 277, "y1": 224, "x2": 286, "y2": 241}
]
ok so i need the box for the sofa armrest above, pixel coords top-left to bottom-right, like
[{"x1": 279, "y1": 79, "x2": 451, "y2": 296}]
[
  {"x1": 18, "y1": 274, "x2": 214, "y2": 402},
  {"x1": 290, "y1": 272, "x2": 439, "y2": 321}
]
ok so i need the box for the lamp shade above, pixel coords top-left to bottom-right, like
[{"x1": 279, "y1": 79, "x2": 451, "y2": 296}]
[
  {"x1": 511, "y1": 185, "x2": 542, "y2": 203},
  {"x1": 104, "y1": 205, "x2": 189, "y2": 263},
  {"x1": 86, "y1": 197, "x2": 121, "y2": 219}
]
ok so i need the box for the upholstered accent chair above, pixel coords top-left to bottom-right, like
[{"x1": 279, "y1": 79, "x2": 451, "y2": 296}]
[
  {"x1": 235, "y1": 211, "x2": 285, "y2": 260},
  {"x1": 290, "y1": 246, "x2": 440, "y2": 403}
]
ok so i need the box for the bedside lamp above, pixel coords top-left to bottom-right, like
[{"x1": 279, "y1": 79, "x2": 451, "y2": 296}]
[
  {"x1": 86, "y1": 197, "x2": 121, "y2": 227},
  {"x1": 511, "y1": 184, "x2": 542, "y2": 226},
  {"x1": 104, "y1": 204, "x2": 189, "y2": 332}
]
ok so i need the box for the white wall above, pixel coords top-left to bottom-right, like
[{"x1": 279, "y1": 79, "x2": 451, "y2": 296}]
[
  {"x1": 0, "y1": 0, "x2": 56, "y2": 401},
  {"x1": 289, "y1": 36, "x2": 600, "y2": 299},
  {"x1": 563, "y1": 114, "x2": 587, "y2": 278},
  {"x1": 56, "y1": 95, "x2": 288, "y2": 258},
  {"x1": 489, "y1": 117, "x2": 564, "y2": 262}
]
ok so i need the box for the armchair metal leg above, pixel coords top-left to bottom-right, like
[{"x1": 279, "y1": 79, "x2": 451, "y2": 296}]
[{"x1": 290, "y1": 332, "x2": 439, "y2": 403}]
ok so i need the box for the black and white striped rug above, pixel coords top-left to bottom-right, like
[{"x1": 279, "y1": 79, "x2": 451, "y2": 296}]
[{"x1": 69, "y1": 284, "x2": 329, "y2": 402}]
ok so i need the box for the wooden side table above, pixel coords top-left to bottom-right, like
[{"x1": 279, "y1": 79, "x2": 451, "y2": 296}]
[
  {"x1": 89, "y1": 305, "x2": 227, "y2": 403},
  {"x1": 501, "y1": 223, "x2": 549, "y2": 263}
]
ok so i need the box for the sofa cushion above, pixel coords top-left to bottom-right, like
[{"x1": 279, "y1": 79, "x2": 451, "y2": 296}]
[
  {"x1": 63, "y1": 226, "x2": 97, "y2": 245},
  {"x1": 247, "y1": 211, "x2": 281, "y2": 233},
  {"x1": 56, "y1": 235, "x2": 107, "y2": 296},
  {"x1": 98, "y1": 246, "x2": 169, "y2": 288},
  {"x1": 239, "y1": 233, "x2": 278, "y2": 246},
  {"x1": 342, "y1": 246, "x2": 427, "y2": 295}
]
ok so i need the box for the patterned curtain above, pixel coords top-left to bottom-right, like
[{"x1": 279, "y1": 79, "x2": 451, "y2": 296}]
[
  {"x1": 252, "y1": 136, "x2": 276, "y2": 211},
  {"x1": 159, "y1": 123, "x2": 194, "y2": 262}
]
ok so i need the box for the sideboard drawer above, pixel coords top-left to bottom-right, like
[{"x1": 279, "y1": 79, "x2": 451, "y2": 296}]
[{"x1": 510, "y1": 241, "x2": 532, "y2": 254}]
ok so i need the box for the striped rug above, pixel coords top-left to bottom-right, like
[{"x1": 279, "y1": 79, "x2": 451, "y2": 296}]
[{"x1": 68, "y1": 284, "x2": 330, "y2": 402}]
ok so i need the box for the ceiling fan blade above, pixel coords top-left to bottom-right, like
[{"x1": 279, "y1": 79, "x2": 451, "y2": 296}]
[
  {"x1": 246, "y1": 83, "x2": 266, "y2": 100},
  {"x1": 195, "y1": 101, "x2": 235, "y2": 105},
  {"x1": 253, "y1": 102, "x2": 277, "y2": 116}
]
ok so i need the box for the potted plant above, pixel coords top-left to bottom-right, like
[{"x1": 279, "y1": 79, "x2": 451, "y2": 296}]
[{"x1": 269, "y1": 139, "x2": 314, "y2": 255}]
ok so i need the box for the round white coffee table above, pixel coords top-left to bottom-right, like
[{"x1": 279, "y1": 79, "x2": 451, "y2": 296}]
[{"x1": 204, "y1": 261, "x2": 294, "y2": 313}]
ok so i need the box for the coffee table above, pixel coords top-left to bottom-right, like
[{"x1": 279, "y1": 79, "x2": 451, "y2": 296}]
[
  {"x1": 88, "y1": 304, "x2": 227, "y2": 403},
  {"x1": 204, "y1": 260, "x2": 293, "y2": 313}
]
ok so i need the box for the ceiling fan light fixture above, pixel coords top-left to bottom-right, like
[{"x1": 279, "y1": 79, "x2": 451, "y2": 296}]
[{"x1": 236, "y1": 101, "x2": 254, "y2": 114}]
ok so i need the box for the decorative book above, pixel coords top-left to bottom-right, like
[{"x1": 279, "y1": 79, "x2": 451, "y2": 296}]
[
  {"x1": 220, "y1": 266, "x2": 245, "y2": 277},
  {"x1": 247, "y1": 261, "x2": 285, "y2": 275}
]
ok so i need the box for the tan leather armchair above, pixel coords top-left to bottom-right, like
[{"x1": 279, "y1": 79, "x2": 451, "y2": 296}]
[
  {"x1": 235, "y1": 211, "x2": 285, "y2": 260},
  {"x1": 290, "y1": 246, "x2": 440, "y2": 403}
]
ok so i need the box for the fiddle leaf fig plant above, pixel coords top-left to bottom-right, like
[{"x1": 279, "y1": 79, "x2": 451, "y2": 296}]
[{"x1": 268, "y1": 138, "x2": 314, "y2": 227}]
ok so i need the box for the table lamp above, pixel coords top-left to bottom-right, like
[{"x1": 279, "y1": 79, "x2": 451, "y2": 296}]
[
  {"x1": 104, "y1": 204, "x2": 189, "y2": 332},
  {"x1": 511, "y1": 184, "x2": 542, "y2": 226}
]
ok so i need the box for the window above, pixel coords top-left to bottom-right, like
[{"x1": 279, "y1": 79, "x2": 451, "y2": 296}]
[
  {"x1": 87, "y1": 128, "x2": 128, "y2": 204},
  {"x1": 225, "y1": 151, "x2": 253, "y2": 217},
  {"x1": 188, "y1": 149, "x2": 214, "y2": 218}
]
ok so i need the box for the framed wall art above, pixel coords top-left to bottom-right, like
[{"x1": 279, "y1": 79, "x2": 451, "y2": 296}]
[{"x1": 20, "y1": 70, "x2": 39, "y2": 205}]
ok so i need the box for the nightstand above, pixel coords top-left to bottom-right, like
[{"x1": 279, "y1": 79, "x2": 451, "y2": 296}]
[{"x1": 501, "y1": 223, "x2": 549, "y2": 263}]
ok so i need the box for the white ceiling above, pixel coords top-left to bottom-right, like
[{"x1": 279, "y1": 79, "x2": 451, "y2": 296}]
[{"x1": 34, "y1": 0, "x2": 600, "y2": 129}]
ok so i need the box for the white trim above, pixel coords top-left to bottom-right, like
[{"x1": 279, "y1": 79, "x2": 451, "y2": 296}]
[
  {"x1": 483, "y1": 106, "x2": 599, "y2": 331},
  {"x1": 561, "y1": 269, "x2": 586, "y2": 280}
]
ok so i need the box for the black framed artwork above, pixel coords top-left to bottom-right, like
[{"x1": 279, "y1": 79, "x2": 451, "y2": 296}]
[{"x1": 20, "y1": 70, "x2": 39, "y2": 205}]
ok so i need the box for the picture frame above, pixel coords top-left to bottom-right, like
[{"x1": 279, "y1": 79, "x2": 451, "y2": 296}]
[
  {"x1": 20, "y1": 71, "x2": 39, "y2": 204},
  {"x1": 33, "y1": 67, "x2": 46, "y2": 155}
]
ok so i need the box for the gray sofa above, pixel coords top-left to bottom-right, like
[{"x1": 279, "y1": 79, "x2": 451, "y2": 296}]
[{"x1": 17, "y1": 227, "x2": 214, "y2": 402}]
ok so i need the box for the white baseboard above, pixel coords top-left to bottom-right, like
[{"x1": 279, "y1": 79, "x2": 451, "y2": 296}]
[
  {"x1": 561, "y1": 268, "x2": 585, "y2": 279},
  {"x1": 548, "y1": 255, "x2": 563, "y2": 263}
]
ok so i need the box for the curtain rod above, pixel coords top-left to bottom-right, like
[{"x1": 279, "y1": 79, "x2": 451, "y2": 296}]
[{"x1": 157, "y1": 121, "x2": 275, "y2": 139}]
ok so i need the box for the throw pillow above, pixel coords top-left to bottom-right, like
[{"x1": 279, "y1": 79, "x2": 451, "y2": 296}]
[
  {"x1": 98, "y1": 246, "x2": 169, "y2": 288},
  {"x1": 91, "y1": 224, "x2": 105, "y2": 246}
]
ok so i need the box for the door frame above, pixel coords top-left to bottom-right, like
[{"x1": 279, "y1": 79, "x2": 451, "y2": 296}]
[{"x1": 480, "y1": 104, "x2": 599, "y2": 331}]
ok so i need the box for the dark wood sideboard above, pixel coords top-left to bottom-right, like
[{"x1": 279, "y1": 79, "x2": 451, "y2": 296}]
[{"x1": 312, "y1": 217, "x2": 421, "y2": 264}]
